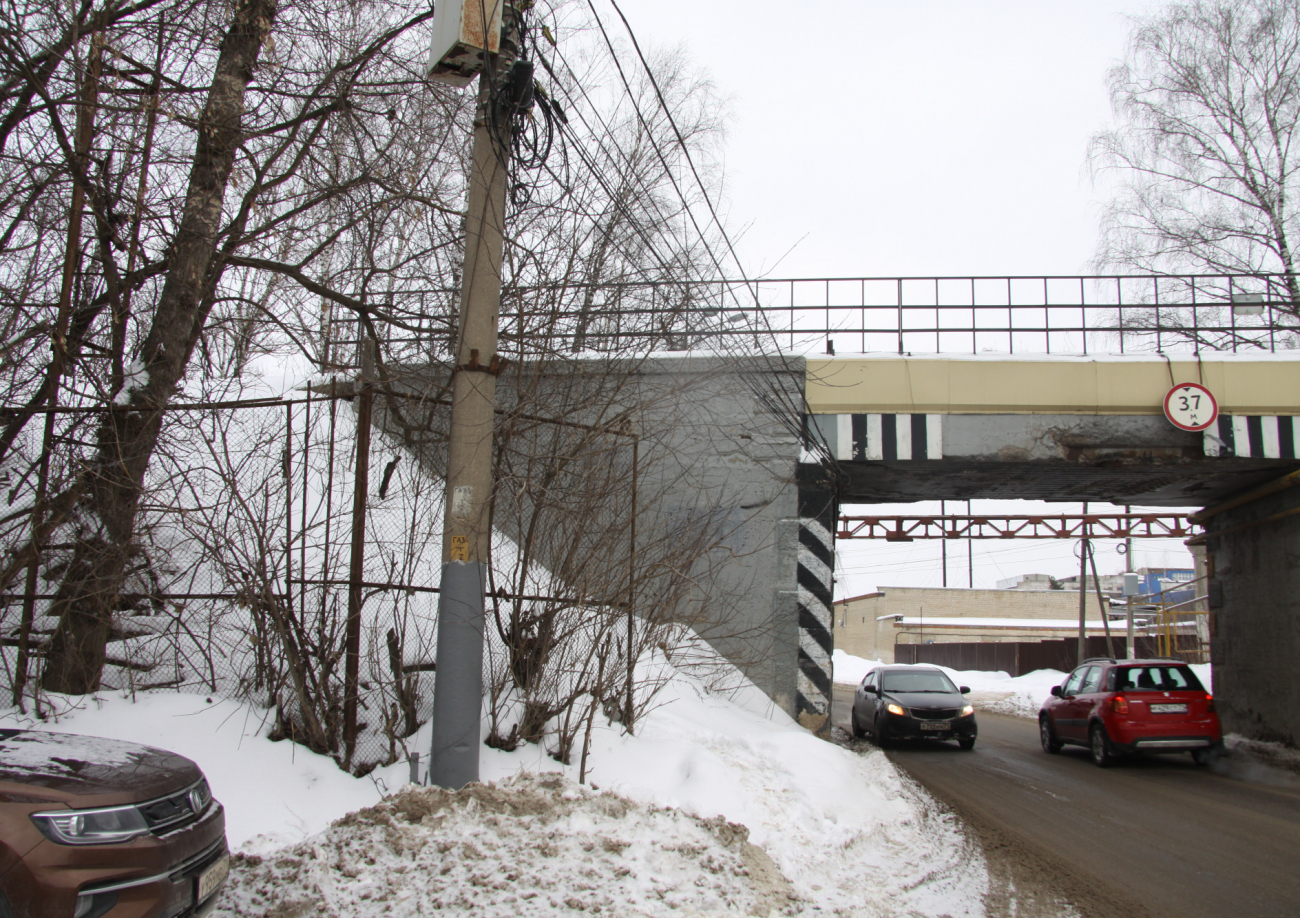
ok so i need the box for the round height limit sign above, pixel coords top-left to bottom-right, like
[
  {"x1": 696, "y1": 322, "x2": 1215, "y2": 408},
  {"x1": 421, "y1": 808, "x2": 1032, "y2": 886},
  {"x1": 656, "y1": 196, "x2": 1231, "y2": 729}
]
[{"x1": 1163, "y1": 382, "x2": 1218, "y2": 432}]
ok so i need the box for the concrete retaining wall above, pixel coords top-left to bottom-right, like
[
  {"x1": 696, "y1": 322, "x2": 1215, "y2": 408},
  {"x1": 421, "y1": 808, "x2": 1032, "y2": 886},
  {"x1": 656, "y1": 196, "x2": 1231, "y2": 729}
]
[
  {"x1": 376, "y1": 356, "x2": 814, "y2": 720},
  {"x1": 1207, "y1": 483, "x2": 1300, "y2": 747}
]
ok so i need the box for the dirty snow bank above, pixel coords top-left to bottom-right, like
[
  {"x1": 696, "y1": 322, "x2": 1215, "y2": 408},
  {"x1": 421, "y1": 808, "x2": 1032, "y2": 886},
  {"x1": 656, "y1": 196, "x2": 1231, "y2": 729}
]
[
  {"x1": 3, "y1": 646, "x2": 988, "y2": 916},
  {"x1": 213, "y1": 773, "x2": 789, "y2": 918},
  {"x1": 545, "y1": 652, "x2": 986, "y2": 916}
]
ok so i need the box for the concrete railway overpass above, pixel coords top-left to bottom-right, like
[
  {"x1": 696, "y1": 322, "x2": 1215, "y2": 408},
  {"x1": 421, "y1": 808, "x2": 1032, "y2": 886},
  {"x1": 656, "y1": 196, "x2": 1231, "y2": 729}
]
[
  {"x1": 798, "y1": 354, "x2": 1300, "y2": 747},
  {"x1": 803, "y1": 354, "x2": 1300, "y2": 506},
  {"x1": 380, "y1": 276, "x2": 1300, "y2": 749}
]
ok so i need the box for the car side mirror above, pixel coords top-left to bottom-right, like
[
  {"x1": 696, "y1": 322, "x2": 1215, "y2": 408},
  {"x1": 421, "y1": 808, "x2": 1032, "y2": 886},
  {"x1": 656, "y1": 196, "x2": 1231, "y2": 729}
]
[
  {"x1": 958, "y1": 686, "x2": 971, "y2": 695},
  {"x1": 1050, "y1": 685, "x2": 1063, "y2": 697},
  {"x1": 874, "y1": 685, "x2": 883, "y2": 696}
]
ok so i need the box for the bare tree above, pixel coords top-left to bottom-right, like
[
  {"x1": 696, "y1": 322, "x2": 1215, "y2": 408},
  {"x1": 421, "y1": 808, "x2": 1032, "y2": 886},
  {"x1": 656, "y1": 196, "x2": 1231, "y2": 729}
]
[
  {"x1": 1092, "y1": 0, "x2": 1300, "y2": 325},
  {"x1": 0, "y1": 0, "x2": 455, "y2": 695},
  {"x1": 0, "y1": 0, "x2": 784, "y2": 779}
]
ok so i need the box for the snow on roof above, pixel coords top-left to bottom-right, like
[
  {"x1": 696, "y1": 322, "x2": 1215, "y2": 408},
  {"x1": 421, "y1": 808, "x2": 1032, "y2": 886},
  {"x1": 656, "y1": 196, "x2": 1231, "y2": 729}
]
[{"x1": 895, "y1": 617, "x2": 1111, "y2": 630}]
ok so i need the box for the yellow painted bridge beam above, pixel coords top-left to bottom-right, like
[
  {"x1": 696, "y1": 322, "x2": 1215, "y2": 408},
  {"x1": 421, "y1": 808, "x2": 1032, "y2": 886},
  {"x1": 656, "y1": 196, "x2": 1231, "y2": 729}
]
[{"x1": 804, "y1": 355, "x2": 1300, "y2": 416}]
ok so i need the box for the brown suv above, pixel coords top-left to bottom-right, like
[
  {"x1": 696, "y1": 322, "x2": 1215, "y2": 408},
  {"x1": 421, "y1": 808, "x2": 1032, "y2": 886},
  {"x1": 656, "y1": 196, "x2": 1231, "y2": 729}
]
[{"x1": 0, "y1": 729, "x2": 228, "y2": 918}]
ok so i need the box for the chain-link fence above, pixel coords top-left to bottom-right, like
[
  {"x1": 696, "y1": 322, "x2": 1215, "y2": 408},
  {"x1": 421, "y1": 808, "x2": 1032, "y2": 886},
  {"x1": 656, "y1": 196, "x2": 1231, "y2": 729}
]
[
  {"x1": 0, "y1": 385, "x2": 502, "y2": 773},
  {"x1": 1, "y1": 389, "x2": 429, "y2": 772},
  {"x1": 0, "y1": 371, "x2": 724, "y2": 775}
]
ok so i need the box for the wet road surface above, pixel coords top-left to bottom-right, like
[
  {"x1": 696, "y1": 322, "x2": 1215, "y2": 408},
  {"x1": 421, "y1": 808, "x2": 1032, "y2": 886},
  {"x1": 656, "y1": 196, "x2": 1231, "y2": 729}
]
[{"x1": 832, "y1": 685, "x2": 1300, "y2": 918}]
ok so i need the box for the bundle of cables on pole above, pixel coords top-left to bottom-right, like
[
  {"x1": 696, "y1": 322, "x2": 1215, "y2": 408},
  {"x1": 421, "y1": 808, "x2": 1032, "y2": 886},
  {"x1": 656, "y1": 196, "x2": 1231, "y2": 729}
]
[{"x1": 486, "y1": 2, "x2": 564, "y2": 207}]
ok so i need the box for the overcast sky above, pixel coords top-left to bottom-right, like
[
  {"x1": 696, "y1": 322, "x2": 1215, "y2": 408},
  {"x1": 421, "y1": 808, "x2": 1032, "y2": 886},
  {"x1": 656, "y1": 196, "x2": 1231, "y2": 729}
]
[
  {"x1": 610, "y1": 0, "x2": 1194, "y2": 595},
  {"x1": 613, "y1": 0, "x2": 1172, "y2": 278}
]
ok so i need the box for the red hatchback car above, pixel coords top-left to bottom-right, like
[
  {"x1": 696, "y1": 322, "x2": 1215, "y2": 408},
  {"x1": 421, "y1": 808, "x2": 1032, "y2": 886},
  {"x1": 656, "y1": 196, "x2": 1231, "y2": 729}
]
[{"x1": 1038, "y1": 658, "x2": 1222, "y2": 767}]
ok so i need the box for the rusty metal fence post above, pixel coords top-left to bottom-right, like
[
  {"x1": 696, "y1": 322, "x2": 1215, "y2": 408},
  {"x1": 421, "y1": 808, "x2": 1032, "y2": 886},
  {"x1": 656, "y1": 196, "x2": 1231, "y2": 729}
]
[{"x1": 624, "y1": 436, "x2": 638, "y2": 731}]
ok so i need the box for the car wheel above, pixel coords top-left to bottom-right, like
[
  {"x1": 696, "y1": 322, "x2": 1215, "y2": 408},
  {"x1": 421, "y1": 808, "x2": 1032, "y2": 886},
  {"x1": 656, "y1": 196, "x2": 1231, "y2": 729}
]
[
  {"x1": 850, "y1": 708, "x2": 865, "y2": 739},
  {"x1": 958, "y1": 736, "x2": 976, "y2": 751},
  {"x1": 1039, "y1": 716, "x2": 1062, "y2": 754},
  {"x1": 1089, "y1": 723, "x2": 1116, "y2": 768},
  {"x1": 873, "y1": 714, "x2": 891, "y2": 749}
]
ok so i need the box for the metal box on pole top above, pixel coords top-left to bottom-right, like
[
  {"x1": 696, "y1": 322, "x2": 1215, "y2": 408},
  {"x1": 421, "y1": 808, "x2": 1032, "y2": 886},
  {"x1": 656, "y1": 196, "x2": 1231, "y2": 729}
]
[{"x1": 428, "y1": 0, "x2": 503, "y2": 86}]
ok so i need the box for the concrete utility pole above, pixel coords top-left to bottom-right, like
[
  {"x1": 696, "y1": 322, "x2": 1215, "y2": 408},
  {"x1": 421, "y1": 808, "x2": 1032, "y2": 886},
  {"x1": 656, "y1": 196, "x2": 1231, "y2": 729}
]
[
  {"x1": 430, "y1": 28, "x2": 515, "y2": 790},
  {"x1": 940, "y1": 500, "x2": 947, "y2": 587},
  {"x1": 966, "y1": 499, "x2": 973, "y2": 588},
  {"x1": 1125, "y1": 503, "x2": 1135, "y2": 660},
  {"x1": 1077, "y1": 502, "x2": 1088, "y2": 666}
]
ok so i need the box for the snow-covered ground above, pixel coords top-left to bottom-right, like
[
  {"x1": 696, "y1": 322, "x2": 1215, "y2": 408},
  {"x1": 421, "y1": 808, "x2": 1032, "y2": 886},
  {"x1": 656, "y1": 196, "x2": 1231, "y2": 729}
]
[
  {"x1": 1, "y1": 647, "x2": 989, "y2": 917},
  {"x1": 832, "y1": 649, "x2": 1213, "y2": 720}
]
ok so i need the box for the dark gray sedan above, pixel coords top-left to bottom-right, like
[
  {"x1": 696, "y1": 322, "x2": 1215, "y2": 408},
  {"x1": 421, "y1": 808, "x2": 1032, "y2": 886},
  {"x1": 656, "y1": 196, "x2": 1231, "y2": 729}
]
[{"x1": 850, "y1": 664, "x2": 978, "y2": 750}]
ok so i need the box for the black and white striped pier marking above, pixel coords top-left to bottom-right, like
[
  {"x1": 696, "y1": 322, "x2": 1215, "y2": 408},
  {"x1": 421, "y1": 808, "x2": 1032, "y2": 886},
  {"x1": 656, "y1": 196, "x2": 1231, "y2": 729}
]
[
  {"x1": 805, "y1": 413, "x2": 944, "y2": 461},
  {"x1": 1204, "y1": 415, "x2": 1300, "y2": 459},
  {"x1": 795, "y1": 465, "x2": 837, "y2": 737}
]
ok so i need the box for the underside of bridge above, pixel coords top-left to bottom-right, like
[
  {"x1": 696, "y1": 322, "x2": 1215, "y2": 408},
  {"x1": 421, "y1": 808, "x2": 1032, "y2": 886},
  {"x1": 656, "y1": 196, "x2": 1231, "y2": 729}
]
[
  {"x1": 807, "y1": 355, "x2": 1300, "y2": 507},
  {"x1": 831, "y1": 421, "x2": 1295, "y2": 507},
  {"x1": 804, "y1": 355, "x2": 1300, "y2": 747}
]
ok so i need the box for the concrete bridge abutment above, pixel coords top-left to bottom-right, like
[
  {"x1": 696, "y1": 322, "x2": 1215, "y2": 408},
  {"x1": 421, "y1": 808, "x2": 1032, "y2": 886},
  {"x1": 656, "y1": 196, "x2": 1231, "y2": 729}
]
[
  {"x1": 1202, "y1": 475, "x2": 1300, "y2": 747},
  {"x1": 374, "y1": 356, "x2": 840, "y2": 735}
]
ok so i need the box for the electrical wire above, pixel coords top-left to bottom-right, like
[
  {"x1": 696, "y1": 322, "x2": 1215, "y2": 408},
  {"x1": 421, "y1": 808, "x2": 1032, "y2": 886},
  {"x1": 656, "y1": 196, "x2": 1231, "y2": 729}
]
[
  {"x1": 459, "y1": 0, "x2": 829, "y2": 464},
  {"x1": 578, "y1": 2, "x2": 815, "y2": 450},
  {"x1": 503, "y1": 25, "x2": 749, "y2": 353}
]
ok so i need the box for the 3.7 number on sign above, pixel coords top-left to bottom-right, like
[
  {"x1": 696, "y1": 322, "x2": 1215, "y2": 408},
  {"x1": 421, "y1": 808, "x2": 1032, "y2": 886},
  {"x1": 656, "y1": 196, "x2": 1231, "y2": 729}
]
[{"x1": 1163, "y1": 382, "x2": 1218, "y2": 432}]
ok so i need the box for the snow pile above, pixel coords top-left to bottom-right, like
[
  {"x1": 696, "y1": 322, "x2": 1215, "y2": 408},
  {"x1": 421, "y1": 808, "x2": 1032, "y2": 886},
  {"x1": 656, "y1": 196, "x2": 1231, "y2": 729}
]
[
  {"x1": 938, "y1": 668, "x2": 1066, "y2": 719},
  {"x1": 213, "y1": 773, "x2": 788, "y2": 918},
  {"x1": 2, "y1": 645, "x2": 989, "y2": 916},
  {"x1": 1222, "y1": 735, "x2": 1300, "y2": 779},
  {"x1": 547, "y1": 655, "x2": 984, "y2": 916},
  {"x1": 831, "y1": 648, "x2": 879, "y2": 687}
]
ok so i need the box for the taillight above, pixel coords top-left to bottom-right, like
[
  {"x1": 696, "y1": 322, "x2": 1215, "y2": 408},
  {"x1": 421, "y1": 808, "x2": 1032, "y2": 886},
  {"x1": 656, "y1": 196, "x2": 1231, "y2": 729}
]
[
  {"x1": 1110, "y1": 695, "x2": 1130, "y2": 715},
  {"x1": 1206, "y1": 693, "x2": 1215, "y2": 713}
]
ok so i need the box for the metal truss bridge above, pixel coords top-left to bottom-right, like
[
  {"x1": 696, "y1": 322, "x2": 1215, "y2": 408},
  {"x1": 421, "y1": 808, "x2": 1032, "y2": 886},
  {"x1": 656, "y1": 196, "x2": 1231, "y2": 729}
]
[{"x1": 836, "y1": 513, "x2": 1199, "y2": 542}]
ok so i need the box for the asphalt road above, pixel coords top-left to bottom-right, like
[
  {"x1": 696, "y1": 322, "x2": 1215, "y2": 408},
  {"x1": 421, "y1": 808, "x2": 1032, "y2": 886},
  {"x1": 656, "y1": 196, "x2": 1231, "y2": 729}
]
[{"x1": 831, "y1": 685, "x2": 1300, "y2": 918}]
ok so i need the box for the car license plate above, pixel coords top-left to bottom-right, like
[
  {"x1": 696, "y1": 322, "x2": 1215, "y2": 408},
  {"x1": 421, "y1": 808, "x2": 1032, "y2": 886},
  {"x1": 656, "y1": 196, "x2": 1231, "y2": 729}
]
[
  {"x1": 196, "y1": 854, "x2": 229, "y2": 903},
  {"x1": 919, "y1": 722, "x2": 949, "y2": 731},
  {"x1": 1150, "y1": 703, "x2": 1188, "y2": 714}
]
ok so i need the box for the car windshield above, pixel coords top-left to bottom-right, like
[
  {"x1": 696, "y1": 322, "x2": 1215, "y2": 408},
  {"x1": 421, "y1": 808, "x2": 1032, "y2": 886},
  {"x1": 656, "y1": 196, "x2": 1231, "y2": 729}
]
[
  {"x1": 1111, "y1": 665, "x2": 1204, "y2": 692},
  {"x1": 882, "y1": 670, "x2": 958, "y2": 693}
]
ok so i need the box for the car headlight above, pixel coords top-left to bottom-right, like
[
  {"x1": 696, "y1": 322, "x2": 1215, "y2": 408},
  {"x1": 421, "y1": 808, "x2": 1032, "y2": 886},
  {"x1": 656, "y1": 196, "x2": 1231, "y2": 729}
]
[
  {"x1": 886, "y1": 703, "x2": 906, "y2": 716},
  {"x1": 961, "y1": 704, "x2": 975, "y2": 717},
  {"x1": 31, "y1": 805, "x2": 149, "y2": 845}
]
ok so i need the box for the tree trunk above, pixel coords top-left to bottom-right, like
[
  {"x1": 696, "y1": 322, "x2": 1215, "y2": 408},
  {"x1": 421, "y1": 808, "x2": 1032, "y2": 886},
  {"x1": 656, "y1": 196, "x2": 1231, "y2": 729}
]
[{"x1": 41, "y1": 0, "x2": 277, "y2": 695}]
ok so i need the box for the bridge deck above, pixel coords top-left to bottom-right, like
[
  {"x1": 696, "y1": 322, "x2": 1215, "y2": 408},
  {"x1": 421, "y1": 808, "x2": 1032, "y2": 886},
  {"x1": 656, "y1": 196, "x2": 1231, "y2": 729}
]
[
  {"x1": 805, "y1": 354, "x2": 1300, "y2": 416},
  {"x1": 804, "y1": 355, "x2": 1300, "y2": 507}
]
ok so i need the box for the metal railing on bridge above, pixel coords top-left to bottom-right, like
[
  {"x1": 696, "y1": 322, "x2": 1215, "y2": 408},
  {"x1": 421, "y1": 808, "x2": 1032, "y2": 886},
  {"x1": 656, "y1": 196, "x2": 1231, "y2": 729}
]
[
  {"x1": 635, "y1": 273, "x2": 1300, "y2": 356},
  {"x1": 331, "y1": 272, "x2": 1300, "y2": 361}
]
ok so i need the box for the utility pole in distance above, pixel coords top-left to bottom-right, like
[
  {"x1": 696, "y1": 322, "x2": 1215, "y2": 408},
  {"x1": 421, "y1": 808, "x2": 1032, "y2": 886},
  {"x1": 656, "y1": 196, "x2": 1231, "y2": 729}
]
[
  {"x1": 1077, "y1": 502, "x2": 1089, "y2": 667},
  {"x1": 427, "y1": 1, "x2": 516, "y2": 790}
]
